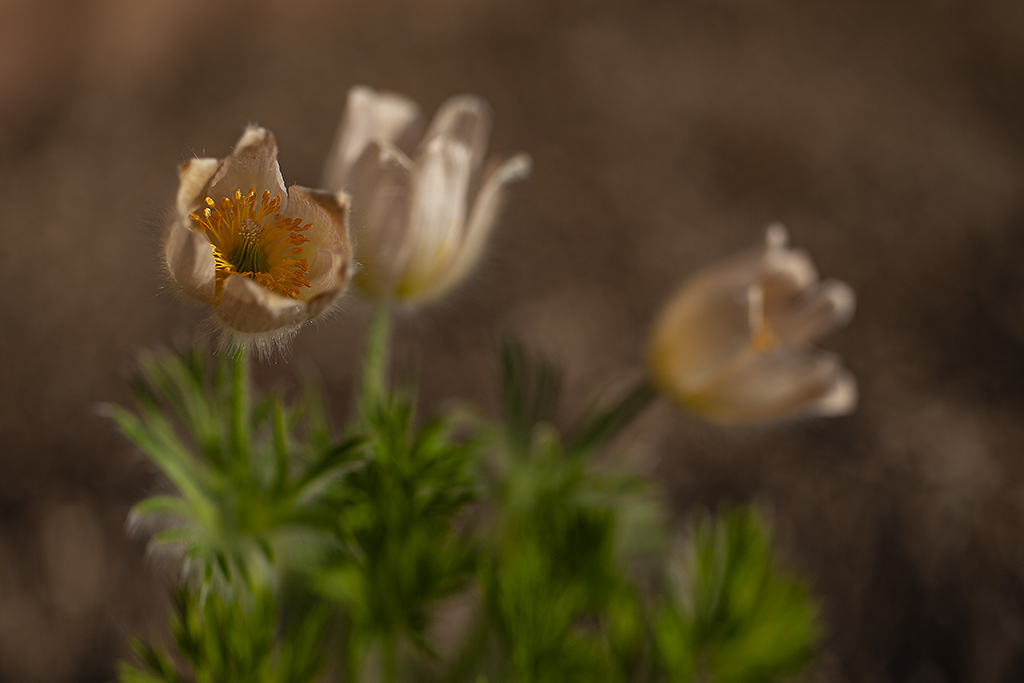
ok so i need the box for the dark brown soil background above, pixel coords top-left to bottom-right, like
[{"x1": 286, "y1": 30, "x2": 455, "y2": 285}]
[{"x1": 2, "y1": 0, "x2": 1024, "y2": 680}]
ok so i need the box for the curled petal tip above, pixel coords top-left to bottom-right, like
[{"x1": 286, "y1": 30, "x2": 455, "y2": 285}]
[
  {"x1": 235, "y1": 125, "x2": 274, "y2": 148},
  {"x1": 766, "y1": 222, "x2": 788, "y2": 248},
  {"x1": 820, "y1": 279, "x2": 856, "y2": 326},
  {"x1": 502, "y1": 152, "x2": 533, "y2": 181},
  {"x1": 811, "y1": 370, "x2": 858, "y2": 417}
]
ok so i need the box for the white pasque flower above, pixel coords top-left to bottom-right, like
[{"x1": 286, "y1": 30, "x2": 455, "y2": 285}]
[
  {"x1": 322, "y1": 85, "x2": 531, "y2": 304},
  {"x1": 165, "y1": 127, "x2": 353, "y2": 351},
  {"x1": 648, "y1": 225, "x2": 857, "y2": 425}
]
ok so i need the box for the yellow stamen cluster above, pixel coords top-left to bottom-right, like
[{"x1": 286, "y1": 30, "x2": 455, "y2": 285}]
[{"x1": 190, "y1": 188, "x2": 312, "y2": 301}]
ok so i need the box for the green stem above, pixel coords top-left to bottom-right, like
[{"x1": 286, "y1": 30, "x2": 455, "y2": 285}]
[
  {"x1": 362, "y1": 306, "x2": 393, "y2": 410},
  {"x1": 566, "y1": 376, "x2": 658, "y2": 454},
  {"x1": 338, "y1": 618, "x2": 358, "y2": 683},
  {"x1": 272, "y1": 398, "x2": 289, "y2": 494},
  {"x1": 383, "y1": 633, "x2": 398, "y2": 683},
  {"x1": 229, "y1": 348, "x2": 251, "y2": 479},
  {"x1": 447, "y1": 607, "x2": 489, "y2": 683}
]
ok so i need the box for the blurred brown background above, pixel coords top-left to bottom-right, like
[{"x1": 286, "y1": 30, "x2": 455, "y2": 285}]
[{"x1": 2, "y1": 0, "x2": 1024, "y2": 680}]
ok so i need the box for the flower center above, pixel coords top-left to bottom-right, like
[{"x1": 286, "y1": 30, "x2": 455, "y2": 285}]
[
  {"x1": 228, "y1": 218, "x2": 271, "y2": 274},
  {"x1": 190, "y1": 188, "x2": 312, "y2": 300}
]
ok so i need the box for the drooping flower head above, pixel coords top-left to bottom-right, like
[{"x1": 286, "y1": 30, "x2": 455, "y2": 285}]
[
  {"x1": 648, "y1": 225, "x2": 857, "y2": 425},
  {"x1": 165, "y1": 127, "x2": 353, "y2": 353},
  {"x1": 322, "y1": 85, "x2": 531, "y2": 305}
]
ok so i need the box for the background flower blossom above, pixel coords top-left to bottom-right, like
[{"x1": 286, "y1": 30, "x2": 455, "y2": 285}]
[
  {"x1": 165, "y1": 126, "x2": 353, "y2": 352},
  {"x1": 649, "y1": 225, "x2": 856, "y2": 425},
  {"x1": 323, "y1": 85, "x2": 531, "y2": 305}
]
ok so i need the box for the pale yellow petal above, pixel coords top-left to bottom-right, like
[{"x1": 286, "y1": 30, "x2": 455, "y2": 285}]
[
  {"x1": 207, "y1": 127, "x2": 288, "y2": 210},
  {"x1": 164, "y1": 216, "x2": 215, "y2": 304},
  {"x1": 323, "y1": 85, "x2": 423, "y2": 191},
  {"x1": 649, "y1": 276, "x2": 757, "y2": 394}
]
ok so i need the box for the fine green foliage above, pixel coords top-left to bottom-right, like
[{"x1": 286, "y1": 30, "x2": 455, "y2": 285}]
[
  {"x1": 655, "y1": 509, "x2": 821, "y2": 683},
  {"x1": 479, "y1": 432, "x2": 649, "y2": 683},
  {"x1": 499, "y1": 338, "x2": 562, "y2": 450},
  {"x1": 314, "y1": 389, "x2": 478, "y2": 675},
  {"x1": 106, "y1": 347, "x2": 362, "y2": 590},
  {"x1": 475, "y1": 341, "x2": 656, "y2": 683},
  {"x1": 119, "y1": 582, "x2": 330, "y2": 683},
  {"x1": 112, "y1": 335, "x2": 823, "y2": 683}
]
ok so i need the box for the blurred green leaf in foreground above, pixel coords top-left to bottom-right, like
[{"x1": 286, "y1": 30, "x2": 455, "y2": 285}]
[
  {"x1": 105, "y1": 347, "x2": 361, "y2": 591},
  {"x1": 656, "y1": 509, "x2": 821, "y2": 683}
]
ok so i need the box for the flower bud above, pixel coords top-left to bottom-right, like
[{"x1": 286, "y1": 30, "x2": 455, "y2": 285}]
[
  {"x1": 323, "y1": 85, "x2": 531, "y2": 305},
  {"x1": 648, "y1": 225, "x2": 857, "y2": 424}
]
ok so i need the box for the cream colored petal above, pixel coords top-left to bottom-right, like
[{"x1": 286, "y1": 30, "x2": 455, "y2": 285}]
[
  {"x1": 304, "y1": 249, "x2": 349, "y2": 317},
  {"x1": 305, "y1": 249, "x2": 343, "y2": 293},
  {"x1": 282, "y1": 186, "x2": 352, "y2": 307},
  {"x1": 208, "y1": 127, "x2": 288, "y2": 210},
  {"x1": 344, "y1": 141, "x2": 416, "y2": 298},
  {"x1": 422, "y1": 94, "x2": 492, "y2": 175},
  {"x1": 285, "y1": 185, "x2": 351, "y2": 254},
  {"x1": 175, "y1": 157, "x2": 220, "y2": 216},
  {"x1": 323, "y1": 85, "x2": 423, "y2": 191},
  {"x1": 424, "y1": 152, "x2": 531, "y2": 301},
  {"x1": 214, "y1": 275, "x2": 307, "y2": 334},
  {"x1": 649, "y1": 276, "x2": 759, "y2": 394},
  {"x1": 397, "y1": 137, "x2": 475, "y2": 300},
  {"x1": 769, "y1": 279, "x2": 855, "y2": 347},
  {"x1": 164, "y1": 216, "x2": 215, "y2": 304},
  {"x1": 687, "y1": 350, "x2": 857, "y2": 424},
  {"x1": 216, "y1": 274, "x2": 307, "y2": 333}
]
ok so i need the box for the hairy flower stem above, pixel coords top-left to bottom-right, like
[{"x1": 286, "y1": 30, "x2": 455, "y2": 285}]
[
  {"x1": 447, "y1": 609, "x2": 490, "y2": 683},
  {"x1": 383, "y1": 634, "x2": 398, "y2": 683},
  {"x1": 362, "y1": 306, "x2": 393, "y2": 410},
  {"x1": 337, "y1": 620, "x2": 359, "y2": 683},
  {"x1": 229, "y1": 349, "x2": 251, "y2": 482}
]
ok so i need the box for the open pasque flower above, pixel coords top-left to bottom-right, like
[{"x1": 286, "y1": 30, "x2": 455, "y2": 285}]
[
  {"x1": 322, "y1": 85, "x2": 531, "y2": 304},
  {"x1": 648, "y1": 225, "x2": 856, "y2": 425},
  {"x1": 165, "y1": 127, "x2": 352, "y2": 351}
]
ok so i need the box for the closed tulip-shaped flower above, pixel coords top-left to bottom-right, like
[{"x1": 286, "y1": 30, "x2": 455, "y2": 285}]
[
  {"x1": 165, "y1": 127, "x2": 353, "y2": 352},
  {"x1": 323, "y1": 85, "x2": 531, "y2": 304},
  {"x1": 649, "y1": 225, "x2": 856, "y2": 425}
]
